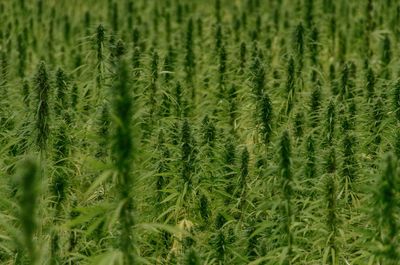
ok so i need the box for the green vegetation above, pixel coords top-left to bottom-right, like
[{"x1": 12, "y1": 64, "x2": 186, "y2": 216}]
[{"x1": 0, "y1": 0, "x2": 399, "y2": 264}]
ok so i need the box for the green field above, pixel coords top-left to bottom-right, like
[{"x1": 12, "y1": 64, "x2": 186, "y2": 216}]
[{"x1": 0, "y1": 0, "x2": 400, "y2": 264}]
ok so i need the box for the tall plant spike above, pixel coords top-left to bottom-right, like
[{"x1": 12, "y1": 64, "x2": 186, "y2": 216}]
[
  {"x1": 372, "y1": 154, "x2": 399, "y2": 264},
  {"x1": 15, "y1": 159, "x2": 39, "y2": 265},
  {"x1": 111, "y1": 59, "x2": 136, "y2": 265},
  {"x1": 34, "y1": 61, "x2": 50, "y2": 154},
  {"x1": 280, "y1": 130, "x2": 293, "y2": 264}
]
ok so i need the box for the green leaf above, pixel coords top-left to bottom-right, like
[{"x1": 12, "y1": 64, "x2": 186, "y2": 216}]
[{"x1": 84, "y1": 170, "x2": 115, "y2": 200}]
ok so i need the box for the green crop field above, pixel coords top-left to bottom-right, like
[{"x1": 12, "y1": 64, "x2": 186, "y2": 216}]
[{"x1": 0, "y1": 0, "x2": 400, "y2": 264}]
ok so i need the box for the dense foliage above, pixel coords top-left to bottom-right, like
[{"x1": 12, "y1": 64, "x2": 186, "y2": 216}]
[{"x1": 0, "y1": 0, "x2": 400, "y2": 264}]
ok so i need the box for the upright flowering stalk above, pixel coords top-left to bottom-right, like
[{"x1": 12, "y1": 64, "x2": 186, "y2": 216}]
[
  {"x1": 185, "y1": 18, "x2": 195, "y2": 100},
  {"x1": 55, "y1": 68, "x2": 68, "y2": 117},
  {"x1": 16, "y1": 159, "x2": 40, "y2": 265},
  {"x1": 293, "y1": 23, "x2": 304, "y2": 79},
  {"x1": 325, "y1": 99, "x2": 335, "y2": 146},
  {"x1": 286, "y1": 57, "x2": 295, "y2": 114},
  {"x1": 259, "y1": 93, "x2": 273, "y2": 145},
  {"x1": 96, "y1": 24, "x2": 105, "y2": 90},
  {"x1": 280, "y1": 130, "x2": 294, "y2": 264},
  {"x1": 372, "y1": 154, "x2": 399, "y2": 264},
  {"x1": 365, "y1": 67, "x2": 375, "y2": 102},
  {"x1": 181, "y1": 119, "x2": 196, "y2": 188},
  {"x1": 393, "y1": 80, "x2": 400, "y2": 123},
  {"x1": 34, "y1": 61, "x2": 50, "y2": 156},
  {"x1": 324, "y1": 147, "x2": 339, "y2": 264},
  {"x1": 111, "y1": 59, "x2": 136, "y2": 265},
  {"x1": 381, "y1": 34, "x2": 392, "y2": 79}
]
